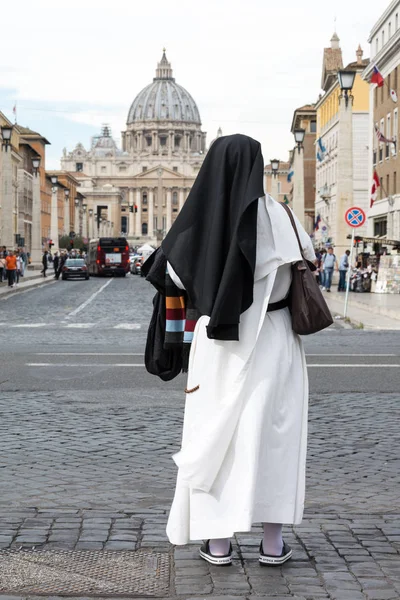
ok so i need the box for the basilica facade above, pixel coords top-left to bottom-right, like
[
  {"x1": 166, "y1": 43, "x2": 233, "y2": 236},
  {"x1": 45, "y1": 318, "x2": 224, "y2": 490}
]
[{"x1": 60, "y1": 51, "x2": 207, "y2": 243}]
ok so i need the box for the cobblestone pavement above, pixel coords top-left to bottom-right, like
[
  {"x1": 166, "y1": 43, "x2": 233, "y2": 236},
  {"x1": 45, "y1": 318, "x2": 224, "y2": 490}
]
[{"x1": 0, "y1": 391, "x2": 399, "y2": 599}]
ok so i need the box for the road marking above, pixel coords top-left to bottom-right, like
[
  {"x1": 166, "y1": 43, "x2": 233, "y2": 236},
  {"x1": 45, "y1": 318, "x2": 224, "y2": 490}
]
[
  {"x1": 113, "y1": 323, "x2": 141, "y2": 330},
  {"x1": 64, "y1": 323, "x2": 96, "y2": 329},
  {"x1": 66, "y1": 279, "x2": 112, "y2": 318},
  {"x1": 26, "y1": 363, "x2": 145, "y2": 367},
  {"x1": 25, "y1": 363, "x2": 400, "y2": 369},
  {"x1": 35, "y1": 352, "x2": 144, "y2": 356},
  {"x1": 11, "y1": 323, "x2": 47, "y2": 328}
]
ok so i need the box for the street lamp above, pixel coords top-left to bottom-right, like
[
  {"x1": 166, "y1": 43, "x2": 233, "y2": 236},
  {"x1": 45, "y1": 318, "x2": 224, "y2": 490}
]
[
  {"x1": 82, "y1": 203, "x2": 87, "y2": 212},
  {"x1": 337, "y1": 70, "x2": 356, "y2": 107},
  {"x1": 51, "y1": 175, "x2": 58, "y2": 193},
  {"x1": 1, "y1": 125, "x2": 12, "y2": 151},
  {"x1": 74, "y1": 197, "x2": 79, "y2": 207},
  {"x1": 294, "y1": 128, "x2": 306, "y2": 154},
  {"x1": 64, "y1": 189, "x2": 70, "y2": 199},
  {"x1": 89, "y1": 208, "x2": 93, "y2": 217},
  {"x1": 32, "y1": 156, "x2": 41, "y2": 175},
  {"x1": 270, "y1": 159, "x2": 280, "y2": 178}
]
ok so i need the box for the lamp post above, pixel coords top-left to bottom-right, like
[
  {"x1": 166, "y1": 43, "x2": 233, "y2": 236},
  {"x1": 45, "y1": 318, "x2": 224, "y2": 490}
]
[
  {"x1": 50, "y1": 175, "x2": 59, "y2": 253},
  {"x1": 270, "y1": 158, "x2": 280, "y2": 201},
  {"x1": 336, "y1": 69, "x2": 356, "y2": 257},
  {"x1": 64, "y1": 189, "x2": 70, "y2": 238},
  {"x1": 74, "y1": 198, "x2": 80, "y2": 237},
  {"x1": 30, "y1": 156, "x2": 42, "y2": 266},
  {"x1": 292, "y1": 128, "x2": 306, "y2": 227},
  {"x1": 88, "y1": 208, "x2": 93, "y2": 240},
  {"x1": 0, "y1": 126, "x2": 14, "y2": 249}
]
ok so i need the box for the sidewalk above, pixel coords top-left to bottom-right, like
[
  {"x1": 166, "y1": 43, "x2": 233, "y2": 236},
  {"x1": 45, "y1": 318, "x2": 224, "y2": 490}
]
[
  {"x1": 324, "y1": 289, "x2": 400, "y2": 330},
  {"x1": 0, "y1": 269, "x2": 54, "y2": 298}
]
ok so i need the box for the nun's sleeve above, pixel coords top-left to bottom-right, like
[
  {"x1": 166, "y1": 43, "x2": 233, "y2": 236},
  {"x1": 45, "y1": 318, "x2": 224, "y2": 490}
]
[
  {"x1": 292, "y1": 213, "x2": 316, "y2": 263},
  {"x1": 167, "y1": 261, "x2": 186, "y2": 290}
]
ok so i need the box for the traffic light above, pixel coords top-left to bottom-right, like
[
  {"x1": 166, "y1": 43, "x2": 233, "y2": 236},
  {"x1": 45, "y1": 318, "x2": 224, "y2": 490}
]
[
  {"x1": 48, "y1": 240, "x2": 53, "y2": 249},
  {"x1": 134, "y1": 204, "x2": 138, "y2": 213}
]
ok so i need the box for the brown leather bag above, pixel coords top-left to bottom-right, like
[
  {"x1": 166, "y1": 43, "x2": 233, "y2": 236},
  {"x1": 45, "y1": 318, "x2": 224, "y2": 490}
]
[{"x1": 281, "y1": 203, "x2": 333, "y2": 335}]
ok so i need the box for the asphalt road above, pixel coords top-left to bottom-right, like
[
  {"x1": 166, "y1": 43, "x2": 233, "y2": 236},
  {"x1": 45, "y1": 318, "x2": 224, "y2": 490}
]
[{"x1": 0, "y1": 273, "x2": 399, "y2": 397}]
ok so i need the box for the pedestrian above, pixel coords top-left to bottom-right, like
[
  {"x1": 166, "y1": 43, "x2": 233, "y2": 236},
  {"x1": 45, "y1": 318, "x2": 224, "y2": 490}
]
[
  {"x1": 0, "y1": 254, "x2": 6, "y2": 283},
  {"x1": 53, "y1": 252, "x2": 59, "y2": 276},
  {"x1": 55, "y1": 252, "x2": 67, "y2": 280},
  {"x1": 321, "y1": 247, "x2": 338, "y2": 292},
  {"x1": 338, "y1": 250, "x2": 350, "y2": 292},
  {"x1": 41, "y1": 251, "x2": 49, "y2": 277},
  {"x1": 15, "y1": 252, "x2": 23, "y2": 286},
  {"x1": 150, "y1": 134, "x2": 315, "y2": 566},
  {"x1": 5, "y1": 250, "x2": 17, "y2": 288}
]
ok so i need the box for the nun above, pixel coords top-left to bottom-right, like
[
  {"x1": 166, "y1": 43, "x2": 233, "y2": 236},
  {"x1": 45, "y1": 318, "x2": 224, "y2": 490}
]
[{"x1": 161, "y1": 134, "x2": 315, "y2": 566}]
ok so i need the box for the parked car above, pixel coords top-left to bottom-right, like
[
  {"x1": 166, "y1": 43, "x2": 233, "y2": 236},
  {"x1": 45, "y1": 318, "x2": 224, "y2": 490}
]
[
  {"x1": 62, "y1": 258, "x2": 89, "y2": 281},
  {"x1": 130, "y1": 256, "x2": 143, "y2": 275}
]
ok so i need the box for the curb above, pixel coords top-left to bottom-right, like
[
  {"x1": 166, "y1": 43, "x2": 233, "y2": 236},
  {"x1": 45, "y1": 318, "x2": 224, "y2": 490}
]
[{"x1": 0, "y1": 278, "x2": 56, "y2": 301}]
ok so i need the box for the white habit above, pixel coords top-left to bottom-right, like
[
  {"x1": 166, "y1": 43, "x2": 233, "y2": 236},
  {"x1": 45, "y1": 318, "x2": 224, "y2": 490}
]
[{"x1": 166, "y1": 195, "x2": 315, "y2": 544}]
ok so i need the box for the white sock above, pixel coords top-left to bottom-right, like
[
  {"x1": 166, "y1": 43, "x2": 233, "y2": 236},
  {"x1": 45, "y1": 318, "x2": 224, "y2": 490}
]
[
  {"x1": 209, "y1": 538, "x2": 231, "y2": 556},
  {"x1": 262, "y1": 522, "x2": 283, "y2": 556}
]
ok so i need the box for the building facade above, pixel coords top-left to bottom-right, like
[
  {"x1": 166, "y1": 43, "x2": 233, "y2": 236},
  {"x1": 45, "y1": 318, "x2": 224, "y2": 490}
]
[
  {"x1": 290, "y1": 104, "x2": 317, "y2": 234},
  {"x1": 264, "y1": 161, "x2": 292, "y2": 203},
  {"x1": 61, "y1": 51, "x2": 207, "y2": 244},
  {"x1": 363, "y1": 0, "x2": 400, "y2": 250},
  {"x1": 314, "y1": 35, "x2": 370, "y2": 255}
]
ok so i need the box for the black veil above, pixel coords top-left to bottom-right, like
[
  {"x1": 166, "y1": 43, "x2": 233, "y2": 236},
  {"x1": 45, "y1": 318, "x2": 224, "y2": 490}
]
[{"x1": 162, "y1": 134, "x2": 264, "y2": 340}]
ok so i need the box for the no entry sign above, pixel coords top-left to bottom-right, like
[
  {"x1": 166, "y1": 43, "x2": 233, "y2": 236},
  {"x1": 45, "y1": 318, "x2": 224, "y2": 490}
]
[{"x1": 345, "y1": 207, "x2": 366, "y2": 228}]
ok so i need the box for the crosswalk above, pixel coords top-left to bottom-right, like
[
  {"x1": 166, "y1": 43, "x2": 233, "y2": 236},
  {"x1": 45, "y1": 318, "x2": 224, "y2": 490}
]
[{"x1": 1, "y1": 322, "x2": 143, "y2": 330}]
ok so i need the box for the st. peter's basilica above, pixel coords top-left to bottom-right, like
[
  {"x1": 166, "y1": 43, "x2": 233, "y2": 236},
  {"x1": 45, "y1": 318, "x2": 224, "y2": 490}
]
[{"x1": 61, "y1": 51, "x2": 213, "y2": 242}]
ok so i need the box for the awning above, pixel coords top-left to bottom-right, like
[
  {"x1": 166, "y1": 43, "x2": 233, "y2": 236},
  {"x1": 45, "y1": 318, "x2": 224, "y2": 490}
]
[{"x1": 347, "y1": 235, "x2": 400, "y2": 246}]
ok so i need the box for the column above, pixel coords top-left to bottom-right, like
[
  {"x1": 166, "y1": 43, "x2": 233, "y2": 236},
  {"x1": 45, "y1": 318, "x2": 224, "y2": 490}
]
[
  {"x1": 30, "y1": 170, "x2": 42, "y2": 266},
  {"x1": 148, "y1": 188, "x2": 154, "y2": 237},
  {"x1": 64, "y1": 197, "x2": 70, "y2": 237},
  {"x1": 128, "y1": 188, "x2": 135, "y2": 236},
  {"x1": 1, "y1": 146, "x2": 14, "y2": 248},
  {"x1": 166, "y1": 188, "x2": 172, "y2": 232},
  {"x1": 335, "y1": 94, "x2": 354, "y2": 257},
  {"x1": 179, "y1": 187, "x2": 185, "y2": 211},
  {"x1": 88, "y1": 211, "x2": 93, "y2": 240},
  {"x1": 292, "y1": 148, "x2": 305, "y2": 227},
  {"x1": 74, "y1": 201, "x2": 80, "y2": 237},
  {"x1": 82, "y1": 207, "x2": 88, "y2": 239},
  {"x1": 135, "y1": 188, "x2": 141, "y2": 236},
  {"x1": 50, "y1": 186, "x2": 59, "y2": 253}
]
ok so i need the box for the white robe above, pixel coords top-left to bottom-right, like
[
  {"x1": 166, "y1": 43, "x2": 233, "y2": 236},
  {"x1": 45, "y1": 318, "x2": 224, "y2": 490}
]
[{"x1": 166, "y1": 195, "x2": 316, "y2": 544}]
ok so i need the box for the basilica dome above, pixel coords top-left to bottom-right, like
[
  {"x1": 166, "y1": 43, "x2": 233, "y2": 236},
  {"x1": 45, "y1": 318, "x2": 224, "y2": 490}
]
[{"x1": 127, "y1": 51, "x2": 201, "y2": 126}]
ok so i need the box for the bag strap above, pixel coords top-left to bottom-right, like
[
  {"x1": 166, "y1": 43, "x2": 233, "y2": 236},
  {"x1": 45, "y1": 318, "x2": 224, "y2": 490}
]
[{"x1": 280, "y1": 202, "x2": 304, "y2": 256}]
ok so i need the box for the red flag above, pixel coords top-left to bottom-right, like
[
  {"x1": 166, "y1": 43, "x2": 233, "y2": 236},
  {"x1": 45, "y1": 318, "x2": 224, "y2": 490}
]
[
  {"x1": 370, "y1": 170, "x2": 380, "y2": 208},
  {"x1": 371, "y1": 66, "x2": 384, "y2": 88}
]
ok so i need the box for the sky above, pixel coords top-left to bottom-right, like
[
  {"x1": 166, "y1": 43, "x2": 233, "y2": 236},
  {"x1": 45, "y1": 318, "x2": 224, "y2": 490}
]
[{"x1": 0, "y1": 0, "x2": 390, "y2": 169}]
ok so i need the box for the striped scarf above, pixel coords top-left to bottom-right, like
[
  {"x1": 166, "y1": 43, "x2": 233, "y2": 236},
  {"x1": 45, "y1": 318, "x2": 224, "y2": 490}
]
[{"x1": 164, "y1": 269, "x2": 200, "y2": 371}]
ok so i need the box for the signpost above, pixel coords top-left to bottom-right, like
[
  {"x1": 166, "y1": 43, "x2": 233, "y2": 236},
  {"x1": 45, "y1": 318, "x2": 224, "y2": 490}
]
[{"x1": 344, "y1": 207, "x2": 366, "y2": 317}]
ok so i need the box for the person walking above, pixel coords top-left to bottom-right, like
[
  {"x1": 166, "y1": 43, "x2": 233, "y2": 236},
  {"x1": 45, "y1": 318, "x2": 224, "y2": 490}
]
[
  {"x1": 338, "y1": 250, "x2": 350, "y2": 292},
  {"x1": 147, "y1": 134, "x2": 315, "y2": 566},
  {"x1": 0, "y1": 254, "x2": 6, "y2": 283},
  {"x1": 42, "y1": 250, "x2": 49, "y2": 277},
  {"x1": 5, "y1": 250, "x2": 17, "y2": 288},
  {"x1": 55, "y1": 251, "x2": 67, "y2": 280},
  {"x1": 15, "y1": 252, "x2": 23, "y2": 286},
  {"x1": 321, "y1": 247, "x2": 338, "y2": 292},
  {"x1": 53, "y1": 252, "x2": 60, "y2": 277}
]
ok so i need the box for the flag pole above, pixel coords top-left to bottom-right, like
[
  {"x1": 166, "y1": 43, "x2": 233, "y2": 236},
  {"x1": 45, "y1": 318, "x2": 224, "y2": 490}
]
[{"x1": 344, "y1": 228, "x2": 355, "y2": 319}]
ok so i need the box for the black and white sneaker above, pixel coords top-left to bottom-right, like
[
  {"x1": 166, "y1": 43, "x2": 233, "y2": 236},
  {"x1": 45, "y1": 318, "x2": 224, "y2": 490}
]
[
  {"x1": 259, "y1": 540, "x2": 292, "y2": 566},
  {"x1": 199, "y1": 540, "x2": 233, "y2": 565}
]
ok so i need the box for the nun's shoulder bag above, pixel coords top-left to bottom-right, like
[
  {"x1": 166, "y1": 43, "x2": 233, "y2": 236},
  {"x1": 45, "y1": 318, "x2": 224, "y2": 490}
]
[{"x1": 281, "y1": 203, "x2": 333, "y2": 335}]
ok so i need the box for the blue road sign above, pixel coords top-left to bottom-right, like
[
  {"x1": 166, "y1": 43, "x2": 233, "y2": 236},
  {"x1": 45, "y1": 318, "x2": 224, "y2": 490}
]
[{"x1": 345, "y1": 207, "x2": 366, "y2": 228}]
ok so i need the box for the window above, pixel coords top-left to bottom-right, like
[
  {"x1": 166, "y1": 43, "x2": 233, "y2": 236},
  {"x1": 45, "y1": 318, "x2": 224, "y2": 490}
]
[
  {"x1": 173, "y1": 166, "x2": 178, "y2": 172},
  {"x1": 310, "y1": 121, "x2": 317, "y2": 133},
  {"x1": 374, "y1": 86, "x2": 378, "y2": 108},
  {"x1": 142, "y1": 223, "x2": 148, "y2": 235},
  {"x1": 101, "y1": 166, "x2": 106, "y2": 173},
  {"x1": 389, "y1": 22, "x2": 392, "y2": 38},
  {"x1": 121, "y1": 216, "x2": 128, "y2": 234},
  {"x1": 142, "y1": 193, "x2": 148, "y2": 205},
  {"x1": 394, "y1": 110, "x2": 398, "y2": 150},
  {"x1": 382, "y1": 30, "x2": 385, "y2": 47},
  {"x1": 142, "y1": 166, "x2": 147, "y2": 172},
  {"x1": 119, "y1": 166, "x2": 126, "y2": 172},
  {"x1": 387, "y1": 114, "x2": 391, "y2": 158},
  {"x1": 154, "y1": 216, "x2": 158, "y2": 231},
  {"x1": 381, "y1": 83, "x2": 384, "y2": 103},
  {"x1": 396, "y1": 13, "x2": 399, "y2": 31},
  {"x1": 393, "y1": 171, "x2": 397, "y2": 194},
  {"x1": 374, "y1": 217, "x2": 387, "y2": 237},
  {"x1": 373, "y1": 150, "x2": 377, "y2": 165},
  {"x1": 162, "y1": 216, "x2": 167, "y2": 231},
  {"x1": 387, "y1": 174, "x2": 390, "y2": 196},
  {"x1": 394, "y1": 68, "x2": 398, "y2": 91},
  {"x1": 172, "y1": 191, "x2": 178, "y2": 206},
  {"x1": 174, "y1": 136, "x2": 181, "y2": 148},
  {"x1": 388, "y1": 74, "x2": 391, "y2": 97},
  {"x1": 159, "y1": 136, "x2": 167, "y2": 147},
  {"x1": 376, "y1": 37, "x2": 379, "y2": 54},
  {"x1": 146, "y1": 136, "x2": 152, "y2": 147},
  {"x1": 76, "y1": 162, "x2": 83, "y2": 172},
  {"x1": 380, "y1": 177, "x2": 383, "y2": 199}
]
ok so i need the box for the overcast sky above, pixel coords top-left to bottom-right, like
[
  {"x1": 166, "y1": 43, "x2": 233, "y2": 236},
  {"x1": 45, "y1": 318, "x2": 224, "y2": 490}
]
[{"x1": 0, "y1": 0, "x2": 389, "y2": 169}]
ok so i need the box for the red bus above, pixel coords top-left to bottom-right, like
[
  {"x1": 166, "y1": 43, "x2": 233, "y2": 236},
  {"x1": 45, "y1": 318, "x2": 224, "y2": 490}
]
[{"x1": 87, "y1": 237, "x2": 130, "y2": 277}]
